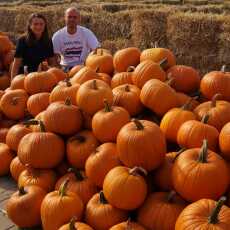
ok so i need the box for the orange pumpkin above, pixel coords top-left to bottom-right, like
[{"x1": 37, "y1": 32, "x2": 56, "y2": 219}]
[
  {"x1": 27, "y1": 92, "x2": 50, "y2": 117},
  {"x1": 113, "y1": 47, "x2": 141, "y2": 72},
  {"x1": 85, "y1": 191, "x2": 128, "y2": 230},
  {"x1": 219, "y1": 122, "x2": 230, "y2": 160},
  {"x1": 0, "y1": 127, "x2": 9, "y2": 143},
  {"x1": 67, "y1": 130, "x2": 99, "y2": 169},
  {"x1": 117, "y1": 119, "x2": 166, "y2": 171},
  {"x1": 68, "y1": 65, "x2": 84, "y2": 78},
  {"x1": 10, "y1": 156, "x2": 26, "y2": 181},
  {"x1": 109, "y1": 220, "x2": 146, "y2": 230},
  {"x1": 0, "y1": 89, "x2": 28, "y2": 120},
  {"x1": 103, "y1": 166, "x2": 148, "y2": 210},
  {"x1": 0, "y1": 35, "x2": 14, "y2": 54},
  {"x1": 59, "y1": 219, "x2": 94, "y2": 230},
  {"x1": 112, "y1": 84, "x2": 143, "y2": 116},
  {"x1": 41, "y1": 180, "x2": 84, "y2": 230},
  {"x1": 176, "y1": 92, "x2": 199, "y2": 110},
  {"x1": 92, "y1": 100, "x2": 130, "y2": 142},
  {"x1": 132, "y1": 60, "x2": 166, "y2": 88},
  {"x1": 111, "y1": 68, "x2": 134, "y2": 89},
  {"x1": 6, "y1": 185, "x2": 46, "y2": 228},
  {"x1": 85, "y1": 143, "x2": 121, "y2": 188},
  {"x1": 47, "y1": 67, "x2": 67, "y2": 82},
  {"x1": 77, "y1": 79, "x2": 113, "y2": 115},
  {"x1": 172, "y1": 140, "x2": 229, "y2": 202},
  {"x1": 10, "y1": 74, "x2": 26, "y2": 90},
  {"x1": 0, "y1": 143, "x2": 14, "y2": 176}
]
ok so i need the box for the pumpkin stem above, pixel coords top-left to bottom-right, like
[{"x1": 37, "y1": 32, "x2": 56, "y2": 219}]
[
  {"x1": 69, "y1": 134, "x2": 86, "y2": 143},
  {"x1": 65, "y1": 97, "x2": 72, "y2": 106},
  {"x1": 132, "y1": 119, "x2": 144, "y2": 130},
  {"x1": 92, "y1": 79, "x2": 97, "y2": 89},
  {"x1": 126, "y1": 218, "x2": 132, "y2": 230},
  {"x1": 18, "y1": 186, "x2": 26, "y2": 196},
  {"x1": 59, "y1": 179, "x2": 69, "y2": 197},
  {"x1": 181, "y1": 97, "x2": 195, "y2": 110},
  {"x1": 221, "y1": 65, "x2": 226, "y2": 72},
  {"x1": 99, "y1": 191, "x2": 107, "y2": 204},
  {"x1": 154, "y1": 41, "x2": 158, "y2": 48},
  {"x1": 124, "y1": 84, "x2": 130, "y2": 92},
  {"x1": 208, "y1": 196, "x2": 226, "y2": 224},
  {"x1": 198, "y1": 139, "x2": 208, "y2": 163},
  {"x1": 22, "y1": 119, "x2": 39, "y2": 126},
  {"x1": 211, "y1": 94, "x2": 222, "y2": 107},
  {"x1": 104, "y1": 99, "x2": 112, "y2": 112},
  {"x1": 64, "y1": 77, "x2": 72, "y2": 87},
  {"x1": 129, "y1": 166, "x2": 147, "y2": 177},
  {"x1": 172, "y1": 147, "x2": 187, "y2": 162},
  {"x1": 159, "y1": 57, "x2": 168, "y2": 69},
  {"x1": 38, "y1": 120, "x2": 46, "y2": 132},
  {"x1": 127, "y1": 66, "x2": 135, "y2": 72},
  {"x1": 68, "y1": 168, "x2": 84, "y2": 181},
  {"x1": 165, "y1": 77, "x2": 174, "y2": 86},
  {"x1": 69, "y1": 217, "x2": 77, "y2": 230},
  {"x1": 95, "y1": 66, "x2": 100, "y2": 73},
  {"x1": 201, "y1": 114, "x2": 209, "y2": 124},
  {"x1": 11, "y1": 97, "x2": 20, "y2": 105},
  {"x1": 166, "y1": 190, "x2": 176, "y2": 203}
]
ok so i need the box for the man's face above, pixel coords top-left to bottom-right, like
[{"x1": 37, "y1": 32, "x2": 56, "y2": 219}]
[{"x1": 65, "y1": 9, "x2": 80, "y2": 28}]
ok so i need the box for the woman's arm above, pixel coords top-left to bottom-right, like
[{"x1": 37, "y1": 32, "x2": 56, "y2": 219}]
[
  {"x1": 47, "y1": 55, "x2": 60, "y2": 68},
  {"x1": 11, "y1": 58, "x2": 22, "y2": 81}
]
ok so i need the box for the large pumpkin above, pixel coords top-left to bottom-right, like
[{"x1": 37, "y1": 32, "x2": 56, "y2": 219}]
[
  {"x1": 172, "y1": 140, "x2": 229, "y2": 202},
  {"x1": 92, "y1": 100, "x2": 130, "y2": 142},
  {"x1": 132, "y1": 60, "x2": 166, "y2": 88},
  {"x1": 67, "y1": 130, "x2": 99, "y2": 169},
  {"x1": 175, "y1": 197, "x2": 230, "y2": 229},
  {"x1": 117, "y1": 119, "x2": 166, "y2": 171},
  {"x1": 103, "y1": 166, "x2": 148, "y2": 210},
  {"x1": 6, "y1": 185, "x2": 46, "y2": 228},
  {"x1": 41, "y1": 180, "x2": 84, "y2": 230},
  {"x1": 85, "y1": 142, "x2": 121, "y2": 188},
  {"x1": 113, "y1": 47, "x2": 141, "y2": 72},
  {"x1": 85, "y1": 191, "x2": 128, "y2": 230},
  {"x1": 18, "y1": 120, "x2": 65, "y2": 168},
  {"x1": 77, "y1": 79, "x2": 113, "y2": 115},
  {"x1": 140, "y1": 79, "x2": 179, "y2": 117}
]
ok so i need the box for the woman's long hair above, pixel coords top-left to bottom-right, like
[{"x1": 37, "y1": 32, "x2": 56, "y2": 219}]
[{"x1": 24, "y1": 13, "x2": 50, "y2": 47}]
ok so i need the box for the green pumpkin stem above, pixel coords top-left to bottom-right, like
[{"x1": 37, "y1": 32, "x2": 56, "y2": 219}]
[
  {"x1": 59, "y1": 179, "x2": 69, "y2": 197},
  {"x1": 208, "y1": 196, "x2": 226, "y2": 224},
  {"x1": 69, "y1": 217, "x2": 77, "y2": 230},
  {"x1": 99, "y1": 191, "x2": 107, "y2": 204},
  {"x1": 133, "y1": 119, "x2": 144, "y2": 130},
  {"x1": 124, "y1": 84, "x2": 130, "y2": 92},
  {"x1": 68, "y1": 168, "x2": 84, "y2": 181},
  {"x1": 92, "y1": 79, "x2": 97, "y2": 89},
  {"x1": 198, "y1": 139, "x2": 208, "y2": 163},
  {"x1": 104, "y1": 99, "x2": 112, "y2": 112},
  {"x1": 211, "y1": 94, "x2": 222, "y2": 108},
  {"x1": 22, "y1": 119, "x2": 39, "y2": 127},
  {"x1": 166, "y1": 190, "x2": 176, "y2": 203},
  {"x1": 18, "y1": 186, "x2": 26, "y2": 196},
  {"x1": 201, "y1": 114, "x2": 209, "y2": 124},
  {"x1": 129, "y1": 166, "x2": 147, "y2": 177},
  {"x1": 39, "y1": 120, "x2": 46, "y2": 132}
]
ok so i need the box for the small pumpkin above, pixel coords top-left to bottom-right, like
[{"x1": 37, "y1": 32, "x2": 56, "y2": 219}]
[
  {"x1": 10, "y1": 156, "x2": 26, "y2": 181},
  {"x1": 113, "y1": 47, "x2": 141, "y2": 72},
  {"x1": 85, "y1": 191, "x2": 128, "y2": 230},
  {"x1": 10, "y1": 74, "x2": 26, "y2": 90},
  {"x1": 103, "y1": 166, "x2": 148, "y2": 210},
  {"x1": 67, "y1": 130, "x2": 99, "y2": 169},
  {"x1": 85, "y1": 142, "x2": 121, "y2": 188},
  {"x1": 47, "y1": 67, "x2": 67, "y2": 82},
  {"x1": 6, "y1": 185, "x2": 46, "y2": 228},
  {"x1": 0, "y1": 35, "x2": 14, "y2": 54},
  {"x1": 112, "y1": 84, "x2": 143, "y2": 116},
  {"x1": 92, "y1": 100, "x2": 130, "y2": 142},
  {"x1": 109, "y1": 219, "x2": 146, "y2": 230},
  {"x1": 59, "y1": 218, "x2": 94, "y2": 230},
  {"x1": 219, "y1": 122, "x2": 230, "y2": 161},
  {"x1": 0, "y1": 143, "x2": 14, "y2": 176},
  {"x1": 68, "y1": 65, "x2": 84, "y2": 78}
]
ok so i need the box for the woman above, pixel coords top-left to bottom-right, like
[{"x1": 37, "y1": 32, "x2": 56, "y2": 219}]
[{"x1": 11, "y1": 13, "x2": 56, "y2": 80}]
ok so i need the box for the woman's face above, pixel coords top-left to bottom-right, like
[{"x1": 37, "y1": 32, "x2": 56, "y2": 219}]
[{"x1": 30, "y1": 17, "x2": 46, "y2": 38}]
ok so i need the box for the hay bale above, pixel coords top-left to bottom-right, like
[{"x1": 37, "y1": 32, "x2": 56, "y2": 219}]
[
  {"x1": 167, "y1": 12, "x2": 223, "y2": 57},
  {"x1": 0, "y1": 9, "x2": 16, "y2": 33},
  {"x1": 130, "y1": 8, "x2": 173, "y2": 50}
]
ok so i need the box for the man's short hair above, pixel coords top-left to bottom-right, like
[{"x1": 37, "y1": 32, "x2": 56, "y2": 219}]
[{"x1": 65, "y1": 7, "x2": 80, "y2": 16}]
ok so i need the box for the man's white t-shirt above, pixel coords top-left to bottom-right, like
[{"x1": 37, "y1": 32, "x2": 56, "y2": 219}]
[{"x1": 52, "y1": 25, "x2": 100, "y2": 67}]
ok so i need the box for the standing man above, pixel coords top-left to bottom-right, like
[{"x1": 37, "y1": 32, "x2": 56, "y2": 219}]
[{"x1": 52, "y1": 7, "x2": 100, "y2": 71}]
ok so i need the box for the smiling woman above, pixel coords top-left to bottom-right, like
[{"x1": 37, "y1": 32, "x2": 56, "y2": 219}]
[{"x1": 10, "y1": 13, "x2": 56, "y2": 80}]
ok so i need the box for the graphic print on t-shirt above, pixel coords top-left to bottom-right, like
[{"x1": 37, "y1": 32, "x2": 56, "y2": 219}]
[{"x1": 63, "y1": 40, "x2": 83, "y2": 63}]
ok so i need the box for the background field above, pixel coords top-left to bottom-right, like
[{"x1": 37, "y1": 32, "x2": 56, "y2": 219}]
[{"x1": 1, "y1": 0, "x2": 230, "y2": 74}]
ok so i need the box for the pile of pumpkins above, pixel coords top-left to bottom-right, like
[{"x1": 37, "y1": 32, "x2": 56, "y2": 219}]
[{"x1": 1, "y1": 33, "x2": 230, "y2": 229}]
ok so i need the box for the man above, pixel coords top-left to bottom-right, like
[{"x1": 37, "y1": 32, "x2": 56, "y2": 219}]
[{"x1": 52, "y1": 7, "x2": 100, "y2": 71}]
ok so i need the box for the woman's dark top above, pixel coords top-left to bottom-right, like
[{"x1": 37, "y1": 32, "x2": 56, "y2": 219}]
[{"x1": 14, "y1": 36, "x2": 54, "y2": 73}]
